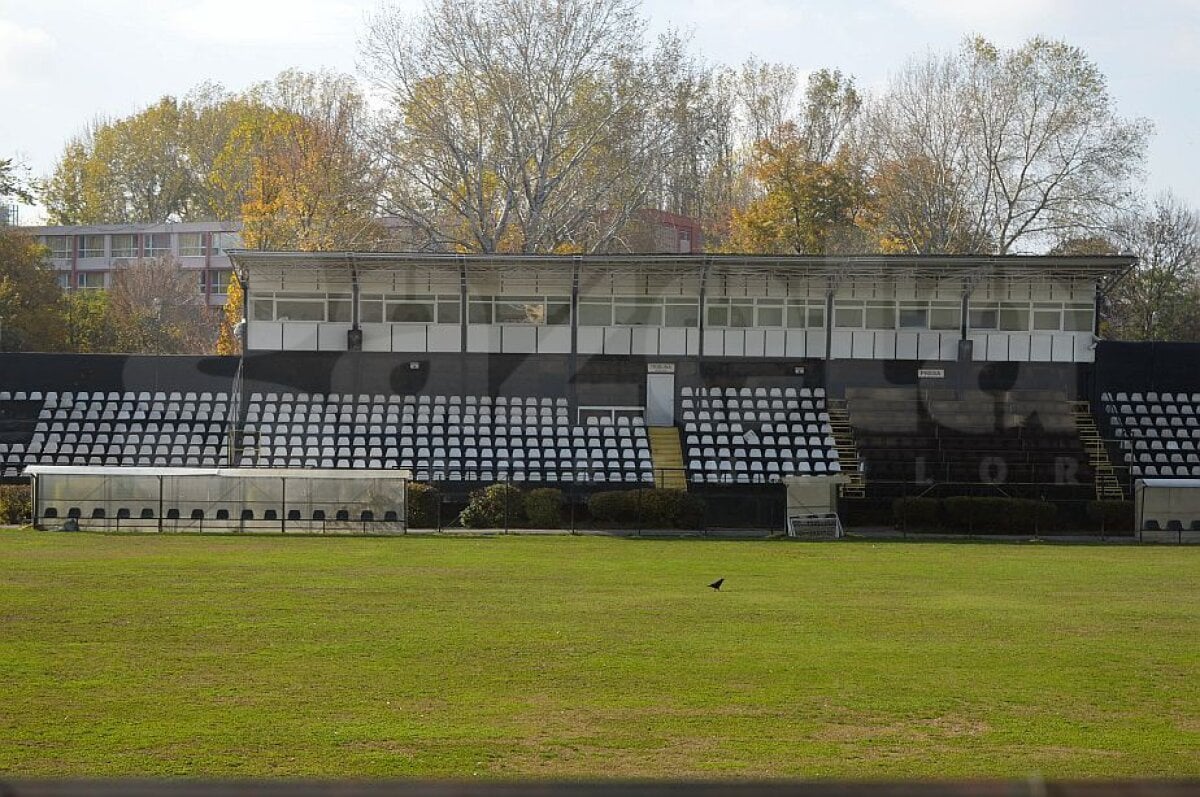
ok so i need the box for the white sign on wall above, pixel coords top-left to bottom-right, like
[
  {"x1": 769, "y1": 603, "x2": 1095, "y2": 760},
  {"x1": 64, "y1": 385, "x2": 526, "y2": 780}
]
[
  {"x1": 917, "y1": 368, "x2": 945, "y2": 379},
  {"x1": 647, "y1": 362, "x2": 676, "y2": 374}
]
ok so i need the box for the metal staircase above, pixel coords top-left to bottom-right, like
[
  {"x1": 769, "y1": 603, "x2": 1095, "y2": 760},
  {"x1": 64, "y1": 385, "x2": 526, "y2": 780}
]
[
  {"x1": 647, "y1": 427, "x2": 688, "y2": 490},
  {"x1": 1073, "y1": 401, "x2": 1124, "y2": 500},
  {"x1": 825, "y1": 399, "x2": 865, "y2": 498}
]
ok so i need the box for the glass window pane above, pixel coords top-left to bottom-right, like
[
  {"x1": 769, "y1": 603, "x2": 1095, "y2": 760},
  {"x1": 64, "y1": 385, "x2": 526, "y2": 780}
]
[
  {"x1": 665, "y1": 303, "x2": 699, "y2": 327},
  {"x1": 495, "y1": 301, "x2": 544, "y2": 324},
  {"x1": 179, "y1": 233, "x2": 205, "y2": 257},
  {"x1": 437, "y1": 300, "x2": 461, "y2": 324},
  {"x1": 387, "y1": 302, "x2": 434, "y2": 323},
  {"x1": 468, "y1": 301, "x2": 493, "y2": 324},
  {"x1": 706, "y1": 305, "x2": 729, "y2": 327},
  {"x1": 865, "y1": 305, "x2": 896, "y2": 329},
  {"x1": 834, "y1": 307, "x2": 863, "y2": 328},
  {"x1": 328, "y1": 300, "x2": 353, "y2": 323},
  {"x1": 146, "y1": 233, "x2": 171, "y2": 256},
  {"x1": 546, "y1": 302, "x2": 571, "y2": 325},
  {"x1": 786, "y1": 305, "x2": 806, "y2": 328},
  {"x1": 968, "y1": 308, "x2": 998, "y2": 330},
  {"x1": 757, "y1": 306, "x2": 784, "y2": 327},
  {"x1": 807, "y1": 306, "x2": 825, "y2": 328},
  {"x1": 79, "y1": 235, "x2": 105, "y2": 258},
  {"x1": 275, "y1": 300, "x2": 325, "y2": 321},
  {"x1": 361, "y1": 301, "x2": 382, "y2": 323},
  {"x1": 579, "y1": 302, "x2": 612, "y2": 326},
  {"x1": 252, "y1": 300, "x2": 273, "y2": 321},
  {"x1": 729, "y1": 303, "x2": 754, "y2": 327},
  {"x1": 614, "y1": 303, "x2": 663, "y2": 326},
  {"x1": 1064, "y1": 309, "x2": 1093, "y2": 331},
  {"x1": 1032, "y1": 309, "x2": 1061, "y2": 331},
  {"x1": 898, "y1": 308, "x2": 928, "y2": 329},
  {"x1": 999, "y1": 304, "x2": 1028, "y2": 331},
  {"x1": 929, "y1": 306, "x2": 961, "y2": 330},
  {"x1": 111, "y1": 234, "x2": 136, "y2": 258}
]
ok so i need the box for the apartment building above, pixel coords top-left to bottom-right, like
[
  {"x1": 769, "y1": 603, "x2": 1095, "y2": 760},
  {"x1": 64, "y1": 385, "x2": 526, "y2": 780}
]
[{"x1": 20, "y1": 221, "x2": 242, "y2": 307}]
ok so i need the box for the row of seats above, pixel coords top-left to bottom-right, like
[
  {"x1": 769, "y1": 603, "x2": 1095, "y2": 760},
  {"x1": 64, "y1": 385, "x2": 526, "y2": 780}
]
[
  {"x1": 680, "y1": 385, "x2": 839, "y2": 483},
  {"x1": 1101, "y1": 390, "x2": 1200, "y2": 480},
  {"x1": 240, "y1": 393, "x2": 655, "y2": 483},
  {"x1": 1102, "y1": 392, "x2": 1200, "y2": 404}
]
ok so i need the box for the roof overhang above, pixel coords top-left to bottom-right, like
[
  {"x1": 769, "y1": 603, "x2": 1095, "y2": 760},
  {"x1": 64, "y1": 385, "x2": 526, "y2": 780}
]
[{"x1": 228, "y1": 251, "x2": 1136, "y2": 284}]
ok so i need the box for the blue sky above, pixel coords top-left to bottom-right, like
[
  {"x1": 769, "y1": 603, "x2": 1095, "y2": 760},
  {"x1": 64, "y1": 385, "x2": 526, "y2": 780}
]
[{"x1": 2, "y1": 0, "x2": 1198, "y2": 222}]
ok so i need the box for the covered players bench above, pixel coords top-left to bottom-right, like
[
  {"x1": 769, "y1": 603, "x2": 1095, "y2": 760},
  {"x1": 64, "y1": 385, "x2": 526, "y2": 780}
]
[{"x1": 25, "y1": 465, "x2": 411, "y2": 534}]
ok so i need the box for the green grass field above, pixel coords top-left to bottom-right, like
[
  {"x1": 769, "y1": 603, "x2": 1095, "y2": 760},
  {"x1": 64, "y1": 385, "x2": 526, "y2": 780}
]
[{"x1": 1, "y1": 529, "x2": 1197, "y2": 779}]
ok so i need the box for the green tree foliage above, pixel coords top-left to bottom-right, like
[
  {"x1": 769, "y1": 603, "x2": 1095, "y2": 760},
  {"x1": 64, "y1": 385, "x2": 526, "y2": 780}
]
[
  {"x1": 864, "y1": 36, "x2": 1151, "y2": 254},
  {"x1": 42, "y1": 73, "x2": 380, "y2": 250},
  {"x1": 0, "y1": 157, "x2": 33, "y2": 205},
  {"x1": 361, "y1": 0, "x2": 688, "y2": 253},
  {"x1": 1105, "y1": 194, "x2": 1200, "y2": 341},
  {"x1": 0, "y1": 232, "x2": 65, "y2": 352}
]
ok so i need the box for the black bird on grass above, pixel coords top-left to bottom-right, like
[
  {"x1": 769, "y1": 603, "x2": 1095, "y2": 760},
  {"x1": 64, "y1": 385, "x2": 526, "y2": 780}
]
[{"x1": 708, "y1": 578, "x2": 724, "y2": 591}]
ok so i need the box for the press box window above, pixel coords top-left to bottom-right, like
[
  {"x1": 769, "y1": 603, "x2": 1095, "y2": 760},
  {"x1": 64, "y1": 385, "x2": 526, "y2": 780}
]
[
  {"x1": 834, "y1": 304, "x2": 864, "y2": 328},
  {"x1": 275, "y1": 299, "x2": 326, "y2": 321},
  {"x1": 327, "y1": 295, "x2": 353, "y2": 323},
  {"x1": 968, "y1": 306, "x2": 998, "y2": 330},
  {"x1": 999, "y1": 303, "x2": 1029, "y2": 331},
  {"x1": 1032, "y1": 304, "x2": 1062, "y2": 331},
  {"x1": 386, "y1": 296, "x2": 435, "y2": 323},
  {"x1": 898, "y1": 304, "x2": 928, "y2": 329},
  {"x1": 929, "y1": 303, "x2": 961, "y2": 330},
  {"x1": 756, "y1": 300, "x2": 784, "y2": 328},
  {"x1": 664, "y1": 302, "x2": 699, "y2": 327},
  {"x1": 578, "y1": 301, "x2": 611, "y2": 326},
  {"x1": 1064, "y1": 305, "x2": 1094, "y2": 331}
]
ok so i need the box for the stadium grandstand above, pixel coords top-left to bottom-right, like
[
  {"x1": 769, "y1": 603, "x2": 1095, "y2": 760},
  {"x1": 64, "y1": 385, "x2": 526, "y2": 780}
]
[{"x1": 3, "y1": 251, "x2": 1199, "y2": 537}]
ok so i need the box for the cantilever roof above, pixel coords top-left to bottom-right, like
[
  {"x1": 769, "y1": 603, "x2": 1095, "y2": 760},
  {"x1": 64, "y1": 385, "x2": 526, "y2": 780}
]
[{"x1": 229, "y1": 250, "x2": 1136, "y2": 284}]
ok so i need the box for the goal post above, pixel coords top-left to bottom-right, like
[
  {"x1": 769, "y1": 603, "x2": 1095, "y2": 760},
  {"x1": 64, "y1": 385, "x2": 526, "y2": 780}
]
[{"x1": 783, "y1": 474, "x2": 847, "y2": 539}]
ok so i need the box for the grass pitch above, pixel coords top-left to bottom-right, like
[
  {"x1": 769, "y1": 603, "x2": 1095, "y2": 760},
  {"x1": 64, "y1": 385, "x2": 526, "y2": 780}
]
[{"x1": 1, "y1": 529, "x2": 1197, "y2": 779}]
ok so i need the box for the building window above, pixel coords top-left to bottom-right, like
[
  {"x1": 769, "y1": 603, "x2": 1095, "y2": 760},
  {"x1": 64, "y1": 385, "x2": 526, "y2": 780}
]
[
  {"x1": 179, "y1": 233, "x2": 205, "y2": 257},
  {"x1": 968, "y1": 304, "x2": 999, "y2": 330},
  {"x1": 212, "y1": 232, "x2": 241, "y2": 255},
  {"x1": 865, "y1": 302, "x2": 897, "y2": 330},
  {"x1": 385, "y1": 295, "x2": 435, "y2": 323},
  {"x1": 929, "y1": 302, "x2": 961, "y2": 330},
  {"x1": 1064, "y1": 304, "x2": 1094, "y2": 332},
  {"x1": 898, "y1": 302, "x2": 928, "y2": 329},
  {"x1": 998, "y1": 302, "x2": 1029, "y2": 331},
  {"x1": 111, "y1": 234, "x2": 137, "y2": 258},
  {"x1": 1032, "y1": 303, "x2": 1062, "y2": 331},
  {"x1": 786, "y1": 300, "x2": 825, "y2": 329},
  {"x1": 44, "y1": 236, "x2": 72, "y2": 259},
  {"x1": 77, "y1": 271, "x2": 106, "y2": 290},
  {"x1": 468, "y1": 297, "x2": 494, "y2": 324},
  {"x1": 578, "y1": 300, "x2": 612, "y2": 326},
  {"x1": 146, "y1": 233, "x2": 171, "y2": 257},
  {"x1": 251, "y1": 299, "x2": 274, "y2": 321},
  {"x1": 78, "y1": 235, "x2": 105, "y2": 258},
  {"x1": 328, "y1": 294, "x2": 353, "y2": 322},
  {"x1": 613, "y1": 297, "x2": 663, "y2": 326},
  {"x1": 664, "y1": 300, "x2": 700, "y2": 327},
  {"x1": 834, "y1": 302, "x2": 865, "y2": 328},
  {"x1": 274, "y1": 296, "x2": 326, "y2": 321},
  {"x1": 210, "y1": 271, "x2": 232, "y2": 294}
]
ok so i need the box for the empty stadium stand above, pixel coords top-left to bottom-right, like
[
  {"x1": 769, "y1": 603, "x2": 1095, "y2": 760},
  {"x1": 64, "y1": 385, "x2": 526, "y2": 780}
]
[
  {"x1": 1100, "y1": 391, "x2": 1200, "y2": 479},
  {"x1": 0, "y1": 392, "x2": 44, "y2": 479},
  {"x1": 238, "y1": 392, "x2": 656, "y2": 484},
  {"x1": 844, "y1": 388, "x2": 1093, "y2": 496},
  {"x1": 679, "y1": 386, "x2": 840, "y2": 484},
  {"x1": 25, "y1": 391, "x2": 232, "y2": 468}
]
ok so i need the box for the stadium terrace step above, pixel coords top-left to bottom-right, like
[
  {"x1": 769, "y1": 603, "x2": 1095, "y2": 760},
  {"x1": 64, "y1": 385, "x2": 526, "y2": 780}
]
[
  {"x1": 826, "y1": 399, "x2": 864, "y2": 498},
  {"x1": 647, "y1": 426, "x2": 687, "y2": 490}
]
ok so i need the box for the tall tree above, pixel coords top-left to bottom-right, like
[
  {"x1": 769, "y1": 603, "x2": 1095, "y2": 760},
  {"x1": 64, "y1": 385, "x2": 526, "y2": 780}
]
[
  {"x1": 213, "y1": 70, "x2": 383, "y2": 250},
  {"x1": 0, "y1": 157, "x2": 34, "y2": 205},
  {"x1": 726, "y1": 123, "x2": 867, "y2": 254},
  {"x1": 1105, "y1": 194, "x2": 1200, "y2": 341},
  {"x1": 107, "y1": 257, "x2": 216, "y2": 354},
  {"x1": 361, "y1": 0, "x2": 683, "y2": 253},
  {"x1": 215, "y1": 272, "x2": 244, "y2": 356},
  {"x1": 864, "y1": 36, "x2": 1150, "y2": 254},
  {"x1": 0, "y1": 232, "x2": 66, "y2": 352}
]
